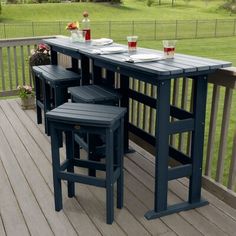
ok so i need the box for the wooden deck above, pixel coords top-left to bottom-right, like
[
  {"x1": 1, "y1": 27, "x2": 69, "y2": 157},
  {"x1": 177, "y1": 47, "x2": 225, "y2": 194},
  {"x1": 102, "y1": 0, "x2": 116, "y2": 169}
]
[{"x1": 0, "y1": 98, "x2": 236, "y2": 236}]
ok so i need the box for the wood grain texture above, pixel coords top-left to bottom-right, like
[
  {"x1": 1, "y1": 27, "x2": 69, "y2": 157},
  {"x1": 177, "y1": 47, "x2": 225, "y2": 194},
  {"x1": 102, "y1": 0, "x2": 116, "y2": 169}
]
[{"x1": 0, "y1": 99, "x2": 235, "y2": 236}]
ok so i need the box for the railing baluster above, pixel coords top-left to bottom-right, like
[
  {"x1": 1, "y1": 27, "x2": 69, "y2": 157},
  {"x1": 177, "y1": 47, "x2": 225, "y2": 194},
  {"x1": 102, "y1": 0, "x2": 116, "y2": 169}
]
[
  {"x1": 228, "y1": 126, "x2": 236, "y2": 190},
  {"x1": 179, "y1": 78, "x2": 189, "y2": 151},
  {"x1": 205, "y1": 84, "x2": 220, "y2": 176},
  {"x1": 13, "y1": 46, "x2": 19, "y2": 87},
  {"x1": 136, "y1": 80, "x2": 141, "y2": 127},
  {"x1": 20, "y1": 45, "x2": 26, "y2": 85},
  {"x1": 149, "y1": 84, "x2": 156, "y2": 136},
  {"x1": 216, "y1": 87, "x2": 233, "y2": 183},
  {"x1": 27, "y1": 45, "x2": 32, "y2": 86},
  {"x1": 170, "y1": 78, "x2": 179, "y2": 147},
  {"x1": 143, "y1": 82, "x2": 148, "y2": 132},
  {"x1": 0, "y1": 48, "x2": 6, "y2": 91},
  {"x1": 7, "y1": 47, "x2": 13, "y2": 90},
  {"x1": 187, "y1": 80, "x2": 194, "y2": 156}
]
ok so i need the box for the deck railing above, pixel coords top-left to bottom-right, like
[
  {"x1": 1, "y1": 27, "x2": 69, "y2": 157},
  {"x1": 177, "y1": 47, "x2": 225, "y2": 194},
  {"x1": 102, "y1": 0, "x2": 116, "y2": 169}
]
[{"x1": 0, "y1": 36, "x2": 235, "y2": 208}]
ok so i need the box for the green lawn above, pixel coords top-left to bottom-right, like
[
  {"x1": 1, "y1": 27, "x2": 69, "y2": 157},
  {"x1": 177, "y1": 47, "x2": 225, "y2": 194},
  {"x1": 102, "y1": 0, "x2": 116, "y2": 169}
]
[{"x1": 0, "y1": 0, "x2": 234, "y2": 23}]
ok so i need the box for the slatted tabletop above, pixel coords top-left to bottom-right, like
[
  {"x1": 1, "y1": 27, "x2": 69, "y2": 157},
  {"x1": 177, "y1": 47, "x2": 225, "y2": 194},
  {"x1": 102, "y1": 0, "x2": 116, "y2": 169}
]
[{"x1": 44, "y1": 37, "x2": 231, "y2": 78}]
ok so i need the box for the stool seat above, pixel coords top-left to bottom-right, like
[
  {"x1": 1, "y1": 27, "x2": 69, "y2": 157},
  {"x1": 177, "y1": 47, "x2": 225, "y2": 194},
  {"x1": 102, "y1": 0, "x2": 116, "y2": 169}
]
[
  {"x1": 33, "y1": 65, "x2": 80, "y2": 85},
  {"x1": 47, "y1": 102, "x2": 126, "y2": 127},
  {"x1": 47, "y1": 103, "x2": 126, "y2": 224},
  {"x1": 32, "y1": 65, "x2": 81, "y2": 134},
  {"x1": 68, "y1": 85, "x2": 121, "y2": 104}
]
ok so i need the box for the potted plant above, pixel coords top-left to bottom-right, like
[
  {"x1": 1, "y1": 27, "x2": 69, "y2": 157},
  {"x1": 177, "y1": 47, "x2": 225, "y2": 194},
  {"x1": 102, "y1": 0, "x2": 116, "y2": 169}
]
[
  {"x1": 17, "y1": 85, "x2": 35, "y2": 110},
  {"x1": 29, "y1": 43, "x2": 51, "y2": 88}
]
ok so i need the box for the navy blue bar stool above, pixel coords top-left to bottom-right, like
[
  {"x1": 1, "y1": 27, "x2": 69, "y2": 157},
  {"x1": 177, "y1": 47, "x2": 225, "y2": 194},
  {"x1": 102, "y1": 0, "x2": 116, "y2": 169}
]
[
  {"x1": 68, "y1": 85, "x2": 122, "y2": 175},
  {"x1": 32, "y1": 65, "x2": 81, "y2": 134},
  {"x1": 46, "y1": 103, "x2": 126, "y2": 224},
  {"x1": 68, "y1": 85, "x2": 121, "y2": 105}
]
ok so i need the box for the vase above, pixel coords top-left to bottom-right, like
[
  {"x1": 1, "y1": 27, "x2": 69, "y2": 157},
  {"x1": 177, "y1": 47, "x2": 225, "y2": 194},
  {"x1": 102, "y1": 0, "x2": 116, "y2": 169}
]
[
  {"x1": 20, "y1": 96, "x2": 35, "y2": 110},
  {"x1": 70, "y1": 30, "x2": 85, "y2": 43}
]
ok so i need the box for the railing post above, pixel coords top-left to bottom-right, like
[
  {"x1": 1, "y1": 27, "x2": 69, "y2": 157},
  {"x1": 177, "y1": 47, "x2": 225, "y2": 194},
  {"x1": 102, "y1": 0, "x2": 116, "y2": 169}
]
[
  {"x1": 195, "y1": 20, "x2": 198, "y2": 38},
  {"x1": 214, "y1": 19, "x2": 218, "y2": 37},
  {"x1": 233, "y1": 18, "x2": 236, "y2": 36},
  {"x1": 175, "y1": 20, "x2": 178, "y2": 39},
  {"x1": 59, "y1": 21, "x2": 61, "y2": 35},
  {"x1": 132, "y1": 20, "x2": 134, "y2": 35},
  {"x1": 109, "y1": 21, "x2": 111, "y2": 39},
  {"x1": 32, "y1": 22, "x2": 35, "y2": 37},
  {"x1": 154, "y1": 20, "x2": 157, "y2": 40},
  {"x1": 3, "y1": 23, "x2": 6, "y2": 39}
]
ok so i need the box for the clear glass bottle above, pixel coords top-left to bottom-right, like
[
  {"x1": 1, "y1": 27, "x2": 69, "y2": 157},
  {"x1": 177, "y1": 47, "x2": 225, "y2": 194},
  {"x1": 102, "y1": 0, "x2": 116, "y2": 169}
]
[{"x1": 82, "y1": 11, "x2": 91, "y2": 41}]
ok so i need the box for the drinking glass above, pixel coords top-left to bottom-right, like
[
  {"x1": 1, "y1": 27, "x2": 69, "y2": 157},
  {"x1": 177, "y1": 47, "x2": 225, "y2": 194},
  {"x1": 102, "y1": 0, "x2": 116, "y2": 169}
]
[
  {"x1": 127, "y1": 36, "x2": 138, "y2": 52},
  {"x1": 162, "y1": 40, "x2": 177, "y2": 58}
]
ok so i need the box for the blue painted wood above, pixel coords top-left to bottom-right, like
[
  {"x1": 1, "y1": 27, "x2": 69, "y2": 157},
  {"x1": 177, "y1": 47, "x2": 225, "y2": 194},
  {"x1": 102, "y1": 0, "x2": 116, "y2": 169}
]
[
  {"x1": 33, "y1": 64, "x2": 81, "y2": 135},
  {"x1": 68, "y1": 85, "x2": 121, "y2": 104},
  {"x1": 154, "y1": 80, "x2": 171, "y2": 213},
  {"x1": 189, "y1": 76, "x2": 208, "y2": 204},
  {"x1": 65, "y1": 131, "x2": 75, "y2": 198},
  {"x1": 47, "y1": 102, "x2": 126, "y2": 224},
  {"x1": 43, "y1": 37, "x2": 231, "y2": 220}
]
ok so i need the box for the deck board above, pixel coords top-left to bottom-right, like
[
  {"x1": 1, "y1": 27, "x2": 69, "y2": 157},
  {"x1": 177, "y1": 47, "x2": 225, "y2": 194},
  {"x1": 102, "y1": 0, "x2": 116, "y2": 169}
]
[{"x1": 0, "y1": 98, "x2": 236, "y2": 236}]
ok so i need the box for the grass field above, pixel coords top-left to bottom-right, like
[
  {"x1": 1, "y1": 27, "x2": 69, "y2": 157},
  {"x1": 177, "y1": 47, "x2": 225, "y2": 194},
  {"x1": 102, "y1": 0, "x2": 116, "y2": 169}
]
[{"x1": 0, "y1": 0, "x2": 234, "y2": 23}]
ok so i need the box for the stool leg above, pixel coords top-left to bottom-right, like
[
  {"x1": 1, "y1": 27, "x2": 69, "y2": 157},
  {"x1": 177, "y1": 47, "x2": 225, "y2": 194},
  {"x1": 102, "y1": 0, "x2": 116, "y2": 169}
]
[
  {"x1": 106, "y1": 128, "x2": 114, "y2": 224},
  {"x1": 54, "y1": 87, "x2": 64, "y2": 146},
  {"x1": 35, "y1": 76, "x2": 42, "y2": 124},
  {"x1": 65, "y1": 131, "x2": 75, "y2": 198},
  {"x1": 44, "y1": 82, "x2": 51, "y2": 135},
  {"x1": 50, "y1": 125, "x2": 63, "y2": 211},
  {"x1": 88, "y1": 133, "x2": 96, "y2": 177},
  {"x1": 117, "y1": 118, "x2": 124, "y2": 209}
]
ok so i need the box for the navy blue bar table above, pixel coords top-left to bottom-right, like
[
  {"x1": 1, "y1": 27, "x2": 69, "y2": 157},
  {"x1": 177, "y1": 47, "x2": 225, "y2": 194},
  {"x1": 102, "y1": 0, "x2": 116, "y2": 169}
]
[{"x1": 43, "y1": 37, "x2": 231, "y2": 220}]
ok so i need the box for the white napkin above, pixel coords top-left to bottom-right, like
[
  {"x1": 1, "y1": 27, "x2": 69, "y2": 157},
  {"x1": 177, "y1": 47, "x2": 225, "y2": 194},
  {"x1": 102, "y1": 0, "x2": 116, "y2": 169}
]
[
  {"x1": 91, "y1": 38, "x2": 113, "y2": 46},
  {"x1": 91, "y1": 46, "x2": 127, "y2": 55},
  {"x1": 123, "y1": 54, "x2": 164, "y2": 63}
]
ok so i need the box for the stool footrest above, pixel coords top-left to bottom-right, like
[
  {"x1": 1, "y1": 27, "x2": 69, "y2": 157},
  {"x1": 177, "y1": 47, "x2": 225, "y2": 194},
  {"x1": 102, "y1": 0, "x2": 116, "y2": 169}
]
[
  {"x1": 58, "y1": 171, "x2": 106, "y2": 188},
  {"x1": 73, "y1": 158, "x2": 106, "y2": 171}
]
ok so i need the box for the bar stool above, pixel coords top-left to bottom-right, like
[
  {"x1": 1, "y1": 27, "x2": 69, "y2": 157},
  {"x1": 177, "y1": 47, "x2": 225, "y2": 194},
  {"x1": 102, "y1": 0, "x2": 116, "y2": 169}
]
[
  {"x1": 32, "y1": 65, "x2": 81, "y2": 134},
  {"x1": 68, "y1": 85, "x2": 121, "y2": 105},
  {"x1": 46, "y1": 102, "x2": 126, "y2": 224},
  {"x1": 68, "y1": 85, "x2": 122, "y2": 175}
]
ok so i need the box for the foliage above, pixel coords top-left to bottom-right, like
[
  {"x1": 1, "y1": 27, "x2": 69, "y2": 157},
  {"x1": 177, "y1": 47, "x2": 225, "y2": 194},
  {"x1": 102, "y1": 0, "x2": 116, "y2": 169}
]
[
  {"x1": 17, "y1": 85, "x2": 34, "y2": 99},
  {"x1": 29, "y1": 43, "x2": 50, "y2": 67},
  {"x1": 146, "y1": 0, "x2": 154, "y2": 7},
  {"x1": 221, "y1": 0, "x2": 236, "y2": 13}
]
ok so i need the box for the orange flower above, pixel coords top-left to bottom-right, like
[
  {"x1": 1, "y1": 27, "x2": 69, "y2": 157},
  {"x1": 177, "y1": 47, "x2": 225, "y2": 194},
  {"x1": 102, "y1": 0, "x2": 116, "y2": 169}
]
[{"x1": 66, "y1": 22, "x2": 79, "y2": 30}]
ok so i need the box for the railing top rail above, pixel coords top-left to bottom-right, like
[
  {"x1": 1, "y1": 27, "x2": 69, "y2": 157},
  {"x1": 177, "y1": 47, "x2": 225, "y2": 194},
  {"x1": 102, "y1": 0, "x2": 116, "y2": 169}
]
[
  {"x1": 0, "y1": 36, "x2": 56, "y2": 47},
  {"x1": 208, "y1": 67, "x2": 236, "y2": 89}
]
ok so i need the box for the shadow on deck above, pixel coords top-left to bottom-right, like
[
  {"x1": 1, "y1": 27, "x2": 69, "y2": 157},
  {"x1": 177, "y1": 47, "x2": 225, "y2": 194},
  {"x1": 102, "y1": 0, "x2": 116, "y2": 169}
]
[{"x1": 0, "y1": 98, "x2": 235, "y2": 236}]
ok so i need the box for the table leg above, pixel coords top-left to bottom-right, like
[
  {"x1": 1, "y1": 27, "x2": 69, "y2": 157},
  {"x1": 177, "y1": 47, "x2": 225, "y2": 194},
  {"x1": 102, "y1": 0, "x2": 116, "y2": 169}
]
[
  {"x1": 81, "y1": 54, "x2": 90, "y2": 85},
  {"x1": 120, "y1": 74, "x2": 130, "y2": 153},
  {"x1": 50, "y1": 49, "x2": 58, "y2": 65},
  {"x1": 189, "y1": 76, "x2": 208, "y2": 204},
  {"x1": 145, "y1": 80, "x2": 171, "y2": 219}
]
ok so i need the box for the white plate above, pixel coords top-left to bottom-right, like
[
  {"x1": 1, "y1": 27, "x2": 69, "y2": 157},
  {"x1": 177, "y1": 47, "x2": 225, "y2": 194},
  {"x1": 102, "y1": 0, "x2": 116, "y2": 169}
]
[
  {"x1": 100, "y1": 46, "x2": 127, "y2": 54},
  {"x1": 91, "y1": 38, "x2": 113, "y2": 46},
  {"x1": 130, "y1": 54, "x2": 161, "y2": 61}
]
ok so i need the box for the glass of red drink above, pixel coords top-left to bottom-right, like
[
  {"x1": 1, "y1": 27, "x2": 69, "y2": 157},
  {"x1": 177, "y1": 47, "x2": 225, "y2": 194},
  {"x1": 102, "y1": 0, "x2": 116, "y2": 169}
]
[
  {"x1": 163, "y1": 40, "x2": 177, "y2": 58},
  {"x1": 127, "y1": 36, "x2": 138, "y2": 52}
]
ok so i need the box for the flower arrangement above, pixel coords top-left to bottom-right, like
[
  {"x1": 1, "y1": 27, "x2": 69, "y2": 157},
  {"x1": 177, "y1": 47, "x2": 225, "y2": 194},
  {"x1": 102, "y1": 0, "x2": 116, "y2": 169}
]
[
  {"x1": 17, "y1": 85, "x2": 35, "y2": 99},
  {"x1": 66, "y1": 22, "x2": 79, "y2": 31},
  {"x1": 29, "y1": 43, "x2": 51, "y2": 68},
  {"x1": 31, "y1": 43, "x2": 50, "y2": 55}
]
